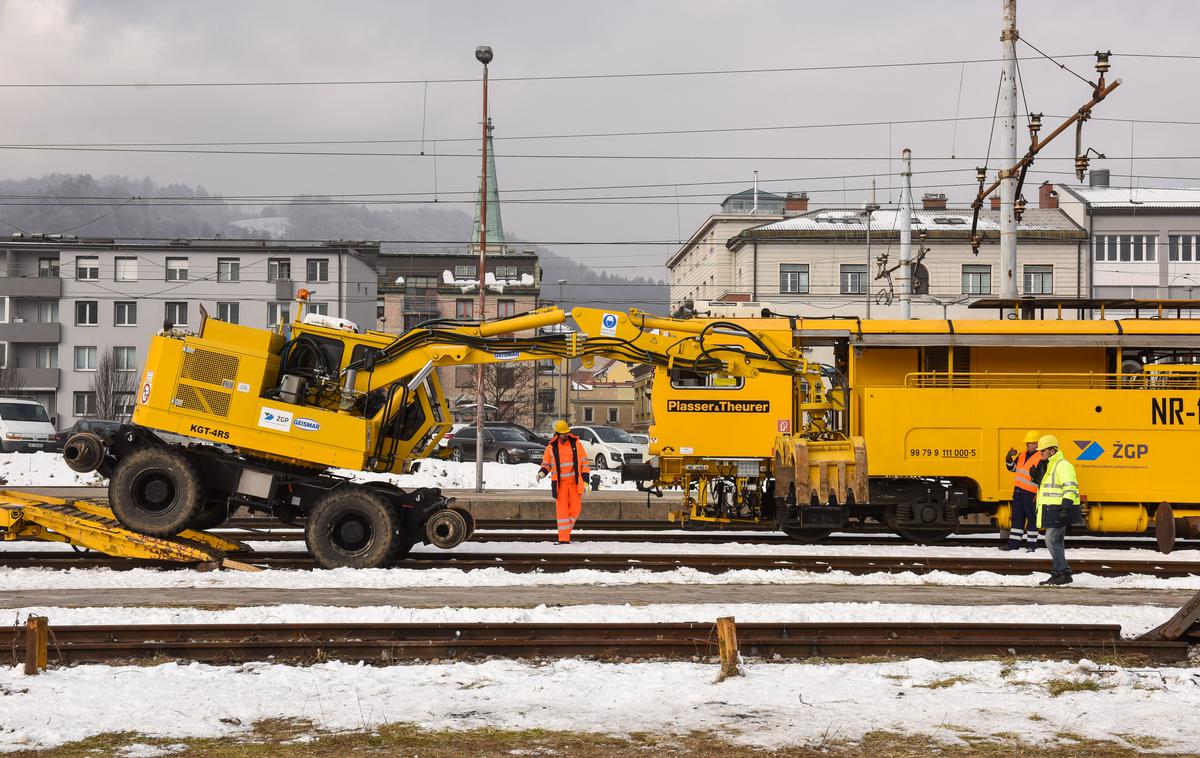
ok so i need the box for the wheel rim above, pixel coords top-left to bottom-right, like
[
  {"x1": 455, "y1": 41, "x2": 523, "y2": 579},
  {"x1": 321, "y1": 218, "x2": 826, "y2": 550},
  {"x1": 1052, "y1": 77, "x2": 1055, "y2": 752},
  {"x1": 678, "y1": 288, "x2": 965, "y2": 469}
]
[
  {"x1": 329, "y1": 512, "x2": 373, "y2": 554},
  {"x1": 498, "y1": 451, "x2": 508, "y2": 463},
  {"x1": 597, "y1": 455, "x2": 606, "y2": 469},
  {"x1": 451, "y1": 448, "x2": 463, "y2": 462},
  {"x1": 129, "y1": 469, "x2": 178, "y2": 516}
]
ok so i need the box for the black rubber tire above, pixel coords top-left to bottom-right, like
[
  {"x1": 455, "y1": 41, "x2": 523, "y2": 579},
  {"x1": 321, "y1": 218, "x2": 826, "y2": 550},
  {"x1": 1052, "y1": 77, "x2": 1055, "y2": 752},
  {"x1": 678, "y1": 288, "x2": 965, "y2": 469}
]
[
  {"x1": 781, "y1": 526, "x2": 834, "y2": 543},
  {"x1": 450, "y1": 446, "x2": 464, "y2": 462},
  {"x1": 497, "y1": 450, "x2": 509, "y2": 464},
  {"x1": 108, "y1": 446, "x2": 205, "y2": 537},
  {"x1": 595, "y1": 454, "x2": 608, "y2": 470},
  {"x1": 305, "y1": 487, "x2": 401, "y2": 569}
]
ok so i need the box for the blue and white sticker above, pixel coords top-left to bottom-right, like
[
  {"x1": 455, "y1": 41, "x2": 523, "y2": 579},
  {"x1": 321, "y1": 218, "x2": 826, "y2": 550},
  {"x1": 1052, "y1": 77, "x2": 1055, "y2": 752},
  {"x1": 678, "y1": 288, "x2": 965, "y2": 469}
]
[
  {"x1": 600, "y1": 312, "x2": 619, "y2": 337},
  {"x1": 293, "y1": 417, "x2": 321, "y2": 432},
  {"x1": 258, "y1": 407, "x2": 293, "y2": 432},
  {"x1": 494, "y1": 350, "x2": 520, "y2": 361}
]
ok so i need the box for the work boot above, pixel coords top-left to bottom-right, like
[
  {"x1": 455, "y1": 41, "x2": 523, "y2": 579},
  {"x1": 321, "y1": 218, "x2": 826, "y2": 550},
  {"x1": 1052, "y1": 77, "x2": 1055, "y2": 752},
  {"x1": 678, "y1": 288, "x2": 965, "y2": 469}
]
[
  {"x1": 1025, "y1": 545, "x2": 1037, "y2": 553},
  {"x1": 1049, "y1": 572, "x2": 1073, "y2": 586},
  {"x1": 1038, "y1": 572, "x2": 1060, "y2": 586},
  {"x1": 999, "y1": 542, "x2": 1020, "y2": 552}
]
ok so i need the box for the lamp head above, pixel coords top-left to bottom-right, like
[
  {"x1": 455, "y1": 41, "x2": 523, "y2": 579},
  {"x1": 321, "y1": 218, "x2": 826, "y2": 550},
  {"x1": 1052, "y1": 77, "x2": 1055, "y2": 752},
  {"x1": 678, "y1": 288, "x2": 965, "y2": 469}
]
[{"x1": 475, "y1": 46, "x2": 493, "y2": 65}]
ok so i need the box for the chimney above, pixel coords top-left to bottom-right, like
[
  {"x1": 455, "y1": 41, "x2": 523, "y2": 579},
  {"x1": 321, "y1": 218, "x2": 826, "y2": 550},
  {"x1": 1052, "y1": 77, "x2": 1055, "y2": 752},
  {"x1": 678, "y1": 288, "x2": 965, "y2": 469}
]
[
  {"x1": 921, "y1": 193, "x2": 947, "y2": 210},
  {"x1": 1039, "y1": 181, "x2": 1059, "y2": 209},
  {"x1": 783, "y1": 192, "x2": 809, "y2": 215},
  {"x1": 1089, "y1": 169, "x2": 1110, "y2": 187},
  {"x1": 990, "y1": 196, "x2": 1001, "y2": 210}
]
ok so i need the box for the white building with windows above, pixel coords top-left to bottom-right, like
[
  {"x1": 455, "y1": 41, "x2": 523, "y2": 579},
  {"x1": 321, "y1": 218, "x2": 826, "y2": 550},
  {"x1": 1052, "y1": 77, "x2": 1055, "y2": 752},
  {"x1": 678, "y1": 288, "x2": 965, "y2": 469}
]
[
  {"x1": 1055, "y1": 172, "x2": 1200, "y2": 300},
  {"x1": 668, "y1": 191, "x2": 1086, "y2": 319},
  {"x1": 0, "y1": 236, "x2": 377, "y2": 426}
]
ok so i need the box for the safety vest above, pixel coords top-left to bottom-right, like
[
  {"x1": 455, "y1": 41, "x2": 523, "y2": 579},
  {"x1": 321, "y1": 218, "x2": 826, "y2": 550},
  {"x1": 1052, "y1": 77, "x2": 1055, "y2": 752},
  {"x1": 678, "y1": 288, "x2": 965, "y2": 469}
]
[
  {"x1": 1012, "y1": 449, "x2": 1041, "y2": 493},
  {"x1": 1036, "y1": 451, "x2": 1079, "y2": 525},
  {"x1": 539, "y1": 434, "x2": 590, "y2": 484}
]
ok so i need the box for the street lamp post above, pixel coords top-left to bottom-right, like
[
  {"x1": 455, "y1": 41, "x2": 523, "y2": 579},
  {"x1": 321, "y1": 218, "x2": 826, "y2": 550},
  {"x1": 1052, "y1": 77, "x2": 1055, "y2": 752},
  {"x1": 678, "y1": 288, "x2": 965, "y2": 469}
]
[
  {"x1": 473, "y1": 45, "x2": 493, "y2": 494},
  {"x1": 863, "y1": 202, "x2": 879, "y2": 318}
]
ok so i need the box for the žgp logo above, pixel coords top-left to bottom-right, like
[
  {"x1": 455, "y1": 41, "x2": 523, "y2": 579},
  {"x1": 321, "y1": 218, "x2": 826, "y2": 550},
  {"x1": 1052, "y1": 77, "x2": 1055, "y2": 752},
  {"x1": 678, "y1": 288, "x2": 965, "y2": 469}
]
[{"x1": 1075, "y1": 439, "x2": 1149, "y2": 461}]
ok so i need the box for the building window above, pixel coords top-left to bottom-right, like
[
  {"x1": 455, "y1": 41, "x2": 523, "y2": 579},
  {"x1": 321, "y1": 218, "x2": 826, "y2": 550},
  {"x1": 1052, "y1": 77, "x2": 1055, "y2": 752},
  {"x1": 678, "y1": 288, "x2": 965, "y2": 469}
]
[
  {"x1": 779, "y1": 263, "x2": 810, "y2": 294},
  {"x1": 37, "y1": 301, "x2": 58, "y2": 323},
  {"x1": 1023, "y1": 265, "x2": 1054, "y2": 295},
  {"x1": 73, "y1": 391, "x2": 97, "y2": 417},
  {"x1": 1169, "y1": 235, "x2": 1198, "y2": 262},
  {"x1": 497, "y1": 299, "x2": 516, "y2": 318},
  {"x1": 1094, "y1": 234, "x2": 1157, "y2": 262},
  {"x1": 74, "y1": 346, "x2": 97, "y2": 371},
  {"x1": 114, "y1": 346, "x2": 137, "y2": 372},
  {"x1": 840, "y1": 264, "x2": 869, "y2": 295},
  {"x1": 116, "y1": 392, "x2": 136, "y2": 419},
  {"x1": 75, "y1": 300, "x2": 98, "y2": 326},
  {"x1": 962, "y1": 264, "x2": 992, "y2": 295},
  {"x1": 306, "y1": 258, "x2": 329, "y2": 282},
  {"x1": 217, "y1": 258, "x2": 240, "y2": 283},
  {"x1": 114, "y1": 301, "x2": 137, "y2": 326},
  {"x1": 406, "y1": 275, "x2": 438, "y2": 289},
  {"x1": 114, "y1": 256, "x2": 138, "y2": 281},
  {"x1": 376, "y1": 299, "x2": 385, "y2": 321},
  {"x1": 456, "y1": 299, "x2": 474, "y2": 319},
  {"x1": 607, "y1": 407, "x2": 619, "y2": 424},
  {"x1": 308, "y1": 302, "x2": 329, "y2": 316},
  {"x1": 0, "y1": 342, "x2": 6, "y2": 369},
  {"x1": 267, "y1": 258, "x2": 291, "y2": 281},
  {"x1": 453, "y1": 366, "x2": 473, "y2": 388},
  {"x1": 494, "y1": 264, "x2": 518, "y2": 279},
  {"x1": 35, "y1": 345, "x2": 57, "y2": 369},
  {"x1": 217, "y1": 302, "x2": 240, "y2": 324},
  {"x1": 537, "y1": 388, "x2": 555, "y2": 413},
  {"x1": 75, "y1": 256, "x2": 99, "y2": 281},
  {"x1": 454, "y1": 264, "x2": 477, "y2": 279},
  {"x1": 38, "y1": 257, "x2": 59, "y2": 278},
  {"x1": 165, "y1": 301, "x2": 188, "y2": 327},
  {"x1": 165, "y1": 257, "x2": 189, "y2": 281},
  {"x1": 583, "y1": 406, "x2": 594, "y2": 423},
  {"x1": 0, "y1": 297, "x2": 7, "y2": 323},
  {"x1": 267, "y1": 302, "x2": 291, "y2": 327}
]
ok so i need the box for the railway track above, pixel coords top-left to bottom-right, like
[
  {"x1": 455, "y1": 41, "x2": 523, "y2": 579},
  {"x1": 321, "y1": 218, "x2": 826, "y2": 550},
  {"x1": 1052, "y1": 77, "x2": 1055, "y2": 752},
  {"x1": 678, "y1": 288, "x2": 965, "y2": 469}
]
[
  {"x1": 4, "y1": 549, "x2": 1199, "y2": 577},
  {"x1": 3, "y1": 621, "x2": 1186, "y2": 664}
]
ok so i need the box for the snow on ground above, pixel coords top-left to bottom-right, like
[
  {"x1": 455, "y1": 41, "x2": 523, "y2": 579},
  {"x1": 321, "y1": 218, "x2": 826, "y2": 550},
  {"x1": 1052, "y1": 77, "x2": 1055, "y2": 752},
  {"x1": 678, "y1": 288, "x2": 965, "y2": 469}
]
[
  {"x1": 3, "y1": 657, "x2": 1198, "y2": 752},
  {"x1": 2, "y1": 563, "x2": 1199, "y2": 591},
  {"x1": 0, "y1": 451, "x2": 634, "y2": 490},
  {"x1": 1, "y1": 602, "x2": 1178, "y2": 636}
]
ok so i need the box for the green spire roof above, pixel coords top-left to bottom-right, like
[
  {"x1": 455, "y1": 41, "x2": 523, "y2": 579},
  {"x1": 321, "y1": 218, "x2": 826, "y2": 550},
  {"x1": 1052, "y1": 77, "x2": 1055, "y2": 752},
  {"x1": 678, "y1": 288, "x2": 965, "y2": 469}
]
[{"x1": 471, "y1": 120, "x2": 505, "y2": 248}]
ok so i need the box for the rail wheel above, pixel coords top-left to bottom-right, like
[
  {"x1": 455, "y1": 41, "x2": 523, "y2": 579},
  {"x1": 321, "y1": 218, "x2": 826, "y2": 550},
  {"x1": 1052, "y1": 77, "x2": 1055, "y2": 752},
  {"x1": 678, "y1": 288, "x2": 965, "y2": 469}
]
[
  {"x1": 424, "y1": 508, "x2": 470, "y2": 549},
  {"x1": 62, "y1": 432, "x2": 106, "y2": 473},
  {"x1": 109, "y1": 446, "x2": 205, "y2": 537},
  {"x1": 306, "y1": 487, "x2": 401, "y2": 569},
  {"x1": 781, "y1": 526, "x2": 834, "y2": 543},
  {"x1": 884, "y1": 505, "x2": 954, "y2": 545}
]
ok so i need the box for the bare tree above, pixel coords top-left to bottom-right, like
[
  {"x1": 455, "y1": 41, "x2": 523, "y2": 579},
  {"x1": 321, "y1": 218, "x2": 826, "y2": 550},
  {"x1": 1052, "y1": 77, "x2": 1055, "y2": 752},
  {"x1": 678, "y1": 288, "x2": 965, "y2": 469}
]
[
  {"x1": 0, "y1": 365, "x2": 26, "y2": 396},
  {"x1": 464, "y1": 362, "x2": 537, "y2": 423},
  {"x1": 91, "y1": 351, "x2": 136, "y2": 420}
]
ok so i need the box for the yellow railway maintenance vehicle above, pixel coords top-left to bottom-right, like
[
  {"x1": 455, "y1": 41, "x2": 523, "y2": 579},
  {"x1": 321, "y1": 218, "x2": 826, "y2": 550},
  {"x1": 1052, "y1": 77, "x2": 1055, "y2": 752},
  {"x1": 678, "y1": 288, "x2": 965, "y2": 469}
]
[
  {"x1": 60, "y1": 296, "x2": 808, "y2": 568},
  {"x1": 624, "y1": 297, "x2": 1200, "y2": 551}
]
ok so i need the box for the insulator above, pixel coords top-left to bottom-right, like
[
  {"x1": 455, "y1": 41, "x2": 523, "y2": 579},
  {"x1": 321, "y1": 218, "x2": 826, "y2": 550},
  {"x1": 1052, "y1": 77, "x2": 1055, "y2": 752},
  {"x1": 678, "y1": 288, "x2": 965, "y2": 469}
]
[
  {"x1": 975, "y1": 166, "x2": 987, "y2": 183},
  {"x1": 1095, "y1": 50, "x2": 1111, "y2": 74},
  {"x1": 1075, "y1": 155, "x2": 1090, "y2": 182},
  {"x1": 1028, "y1": 112, "x2": 1043, "y2": 134},
  {"x1": 1014, "y1": 197, "x2": 1026, "y2": 222}
]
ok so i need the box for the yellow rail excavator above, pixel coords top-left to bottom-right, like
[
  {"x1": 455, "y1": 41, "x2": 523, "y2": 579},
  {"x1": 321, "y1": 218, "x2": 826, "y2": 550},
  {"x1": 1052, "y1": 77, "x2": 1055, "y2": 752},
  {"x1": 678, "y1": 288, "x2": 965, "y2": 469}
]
[{"x1": 57, "y1": 294, "x2": 824, "y2": 568}]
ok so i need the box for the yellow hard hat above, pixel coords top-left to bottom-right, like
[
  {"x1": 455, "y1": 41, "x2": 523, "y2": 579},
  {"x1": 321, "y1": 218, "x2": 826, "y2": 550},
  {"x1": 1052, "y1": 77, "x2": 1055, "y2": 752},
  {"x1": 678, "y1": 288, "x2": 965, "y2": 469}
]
[
  {"x1": 1037, "y1": 434, "x2": 1060, "y2": 451},
  {"x1": 1023, "y1": 430, "x2": 1041, "y2": 444},
  {"x1": 553, "y1": 420, "x2": 570, "y2": 434}
]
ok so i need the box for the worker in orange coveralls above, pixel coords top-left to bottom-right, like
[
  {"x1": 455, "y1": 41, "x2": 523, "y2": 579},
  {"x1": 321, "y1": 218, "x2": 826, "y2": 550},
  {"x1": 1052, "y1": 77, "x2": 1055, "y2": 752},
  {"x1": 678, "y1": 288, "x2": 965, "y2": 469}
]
[{"x1": 536, "y1": 420, "x2": 590, "y2": 544}]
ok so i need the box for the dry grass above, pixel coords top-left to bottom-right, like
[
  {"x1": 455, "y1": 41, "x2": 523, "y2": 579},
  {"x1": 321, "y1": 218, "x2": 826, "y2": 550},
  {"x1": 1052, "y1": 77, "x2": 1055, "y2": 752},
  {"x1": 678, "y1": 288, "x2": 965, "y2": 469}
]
[
  {"x1": 7, "y1": 724, "x2": 1197, "y2": 758},
  {"x1": 1045, "y1": 678, "x2": 1105, "y2": 697},
  {"x1": 918, "y1": 674, "x2": 972, "y2": 689}
]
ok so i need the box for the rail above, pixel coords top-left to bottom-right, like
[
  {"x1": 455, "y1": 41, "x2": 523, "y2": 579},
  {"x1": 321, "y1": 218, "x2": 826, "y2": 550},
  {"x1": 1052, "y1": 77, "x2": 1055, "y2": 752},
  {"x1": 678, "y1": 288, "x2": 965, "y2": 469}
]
[
  {"x1": 2, "y1": 621, "x2": 1186, "y2": 665},
  {"x1": 905, "y1": 367, "x2": 1200, "y2": 390}
]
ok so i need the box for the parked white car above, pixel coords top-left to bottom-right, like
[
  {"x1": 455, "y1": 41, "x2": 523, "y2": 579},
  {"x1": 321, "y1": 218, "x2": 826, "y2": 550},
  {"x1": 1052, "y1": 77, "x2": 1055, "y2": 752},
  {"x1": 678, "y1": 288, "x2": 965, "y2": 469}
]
[
  {"x1": 0, "y1": 398, "x2": 56, "y2": 453},
  {"x1": 569, "y1": 425, "x2": 647, "y2": 470}
]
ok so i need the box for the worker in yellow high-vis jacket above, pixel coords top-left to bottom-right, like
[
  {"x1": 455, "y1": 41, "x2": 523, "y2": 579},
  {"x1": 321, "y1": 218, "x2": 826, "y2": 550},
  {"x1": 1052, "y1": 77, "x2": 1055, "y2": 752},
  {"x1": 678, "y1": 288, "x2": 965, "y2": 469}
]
[{"x1": 1031, "y1": 434, "x2": 1082, "y2": 586}]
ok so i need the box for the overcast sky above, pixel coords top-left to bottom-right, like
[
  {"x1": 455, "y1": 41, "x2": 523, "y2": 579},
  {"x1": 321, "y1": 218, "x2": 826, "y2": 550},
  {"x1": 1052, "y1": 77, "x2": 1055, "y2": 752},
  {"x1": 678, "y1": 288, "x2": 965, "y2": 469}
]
[{"x1": 1, "y1": 0, "x2": 1196, "y2": 278}]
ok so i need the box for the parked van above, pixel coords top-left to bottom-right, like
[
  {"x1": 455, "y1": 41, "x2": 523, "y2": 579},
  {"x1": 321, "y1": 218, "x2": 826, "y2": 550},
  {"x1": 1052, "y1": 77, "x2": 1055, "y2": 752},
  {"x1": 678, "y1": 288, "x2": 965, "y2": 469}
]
[{"x1": 0, "y1": 398, "x2": 56, "y2": 453}]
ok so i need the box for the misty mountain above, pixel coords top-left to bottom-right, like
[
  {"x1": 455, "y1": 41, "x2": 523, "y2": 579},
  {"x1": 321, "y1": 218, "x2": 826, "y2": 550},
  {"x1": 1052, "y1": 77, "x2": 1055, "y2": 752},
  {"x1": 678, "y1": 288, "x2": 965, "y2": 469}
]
[{"x1": 0, "y1": 175, "x2": 669, "y2": 314}]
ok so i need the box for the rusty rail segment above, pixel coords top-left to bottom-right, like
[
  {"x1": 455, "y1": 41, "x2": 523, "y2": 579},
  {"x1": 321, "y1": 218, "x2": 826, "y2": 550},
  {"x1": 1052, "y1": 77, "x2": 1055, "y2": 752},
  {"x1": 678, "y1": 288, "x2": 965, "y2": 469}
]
[
  {"x1": 2, "y1": 621, "x2": 1185, "y2": 666},
  {"x1": 3, "y1": 549, "x2": 1199, "y2": 577}
]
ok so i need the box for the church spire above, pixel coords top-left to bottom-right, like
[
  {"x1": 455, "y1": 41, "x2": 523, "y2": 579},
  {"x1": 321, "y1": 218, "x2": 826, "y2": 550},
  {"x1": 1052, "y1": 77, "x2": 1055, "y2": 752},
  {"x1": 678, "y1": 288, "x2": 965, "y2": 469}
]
[{"x1": 471, "y1": 118, "x2": 505, "y2": 250}]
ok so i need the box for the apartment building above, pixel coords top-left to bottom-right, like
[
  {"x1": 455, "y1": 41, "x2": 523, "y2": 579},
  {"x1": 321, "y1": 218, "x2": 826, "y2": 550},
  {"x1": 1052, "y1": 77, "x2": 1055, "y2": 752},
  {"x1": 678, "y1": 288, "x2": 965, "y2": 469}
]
[
  {"x1": 0, "y1": 236, "x2": 378, "y2": 426},
  {"x1": 1054, "y1": 170, "x2": 1200, "y2": 300},
  {"x1": 669, "y1": 191, "x2": 1087, "y2": 319}
]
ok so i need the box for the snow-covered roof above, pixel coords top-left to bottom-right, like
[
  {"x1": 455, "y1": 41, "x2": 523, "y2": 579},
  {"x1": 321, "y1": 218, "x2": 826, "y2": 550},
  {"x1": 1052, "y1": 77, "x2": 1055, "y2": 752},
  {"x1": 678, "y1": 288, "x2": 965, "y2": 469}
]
[
  {"x1": 1058, "y1": 184, "x2": 1200, "y2": 209},
  {"x1": 731, "y1": 208, "x2": 1084, "y2": 247}
]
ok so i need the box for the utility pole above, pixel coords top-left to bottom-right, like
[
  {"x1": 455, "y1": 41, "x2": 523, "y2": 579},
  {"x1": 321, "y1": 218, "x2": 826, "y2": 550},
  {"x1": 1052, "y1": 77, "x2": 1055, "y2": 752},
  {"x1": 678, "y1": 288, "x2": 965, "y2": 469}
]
[
  {"x1": 898, "y1": 148, "x2": 913, "y2": 320},
  {"x1": 473, "y1": 45, "x2": 492, "y2": 493},
  {"x1": 999, "y1": 0, "x2": 1019, "y2": 304},
  {"x1": 864, "y1": 178, "x2": 879, "y2": 319}
]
